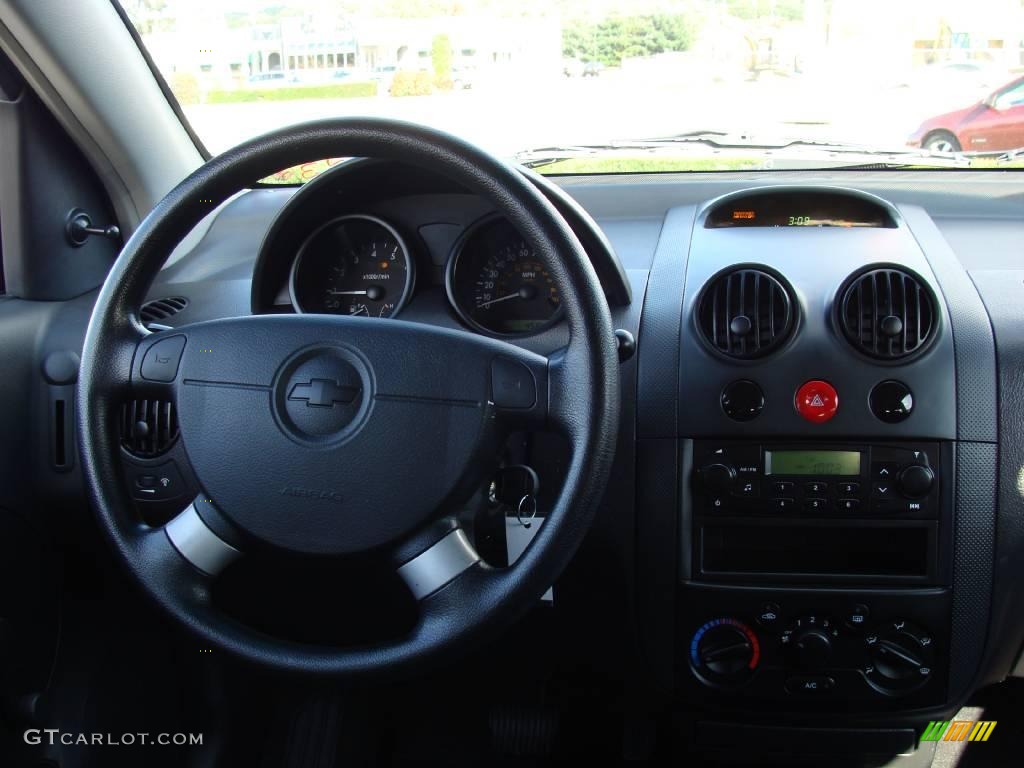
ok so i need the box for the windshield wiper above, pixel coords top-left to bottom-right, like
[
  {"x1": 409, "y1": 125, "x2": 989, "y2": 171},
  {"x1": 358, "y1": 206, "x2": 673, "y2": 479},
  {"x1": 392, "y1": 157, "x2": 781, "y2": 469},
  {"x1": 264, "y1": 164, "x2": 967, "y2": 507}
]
[{"x1": 515, "y1": 132, "x2": 970, "y2": 170}]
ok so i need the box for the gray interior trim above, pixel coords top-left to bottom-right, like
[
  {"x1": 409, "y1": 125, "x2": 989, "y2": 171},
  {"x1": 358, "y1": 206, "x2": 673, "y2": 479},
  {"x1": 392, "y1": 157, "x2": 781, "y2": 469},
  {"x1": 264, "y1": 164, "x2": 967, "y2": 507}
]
[
  {"x1": 898, "y1": 204, "x2": 998, "y2": 442},
  {"x1": 948, "y1": 441, "x2": 997, "y2": 699},
  {"x1": 0, "y1": 0, "x2": 203, "y2": 230},
  {"x1": 165, "y1": 502, "x2": 242, "y2": 577},
  {"x1": 397, "y1": 529, "x2": 480, "y2": 600}
]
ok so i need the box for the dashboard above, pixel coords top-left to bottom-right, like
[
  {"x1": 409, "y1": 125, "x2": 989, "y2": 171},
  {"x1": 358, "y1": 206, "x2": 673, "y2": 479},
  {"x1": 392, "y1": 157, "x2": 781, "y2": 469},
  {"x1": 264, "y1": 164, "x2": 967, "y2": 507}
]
[
  {"x1": 250, "y1": 158, "x2": 630, "y2": 344},
  {"x1": 37, "y1": 166, "x2": 1021, "y2": 760}
]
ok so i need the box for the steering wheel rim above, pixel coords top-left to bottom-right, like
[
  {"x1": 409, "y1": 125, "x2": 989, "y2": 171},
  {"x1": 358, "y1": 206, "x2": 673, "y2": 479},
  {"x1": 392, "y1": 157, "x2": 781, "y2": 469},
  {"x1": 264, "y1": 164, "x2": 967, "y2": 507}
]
[{"x1": 77, "y1": 118, "x2": 619, "y2": 677}]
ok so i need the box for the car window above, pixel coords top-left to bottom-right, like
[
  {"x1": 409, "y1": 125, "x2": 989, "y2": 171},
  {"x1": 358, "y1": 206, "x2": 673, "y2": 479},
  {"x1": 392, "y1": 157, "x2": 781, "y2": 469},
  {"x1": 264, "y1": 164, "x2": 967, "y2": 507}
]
[
  {"x1": 996, "y1": 81, "x2": 1024, "y2": 108},
  {"x1": 116, "y1": 0, "x2": 1024, "y2": 177}
]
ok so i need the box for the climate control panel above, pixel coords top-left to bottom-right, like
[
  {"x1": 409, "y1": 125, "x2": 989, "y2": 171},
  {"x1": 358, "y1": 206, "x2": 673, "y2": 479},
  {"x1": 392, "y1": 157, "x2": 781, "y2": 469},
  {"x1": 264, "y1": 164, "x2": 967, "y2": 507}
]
[{"x1": 678, "y1": 585, "x2": 950, "y2": 710}]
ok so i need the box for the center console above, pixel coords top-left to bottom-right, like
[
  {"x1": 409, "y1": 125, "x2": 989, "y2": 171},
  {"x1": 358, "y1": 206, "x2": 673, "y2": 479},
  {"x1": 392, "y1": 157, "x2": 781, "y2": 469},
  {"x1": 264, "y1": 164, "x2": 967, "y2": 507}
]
[{"x1": 679, "y1": 439, "x2": 952, "y2": 710}]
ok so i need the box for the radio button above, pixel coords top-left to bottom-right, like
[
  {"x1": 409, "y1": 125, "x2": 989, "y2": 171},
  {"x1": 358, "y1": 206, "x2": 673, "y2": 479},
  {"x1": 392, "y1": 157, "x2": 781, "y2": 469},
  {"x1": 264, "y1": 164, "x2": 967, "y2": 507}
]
[
  {"x1": 804, "y1": 481, "x2": 828, "y2": 495},
  {"x1": 707, "y1": 496, "x2": 728, "y2": 511},
  {"x1": 772, "y1": 497, "x2": 796, "y2": 512},
  {"x1": 804, "y1": 497, "x2": 828, "y2": 512},
  {"x1": 837, "y1": 498, "x2": 861, "y2": 512},
  {"x1": 838, "y1": 481, "x2": 861, "y2": 495},
  {"x1": 873, "y1": 482, "x2": 896, "y2": 499},
  {"x1": 735, "y1": 480, "x2": 759, "y2": 497},
  {"x1": 771, "y1": 481, "x2": 795, "y2": 495},
  {"x1": 872, "y1": 462, "x2": 900, "y2": 480}
]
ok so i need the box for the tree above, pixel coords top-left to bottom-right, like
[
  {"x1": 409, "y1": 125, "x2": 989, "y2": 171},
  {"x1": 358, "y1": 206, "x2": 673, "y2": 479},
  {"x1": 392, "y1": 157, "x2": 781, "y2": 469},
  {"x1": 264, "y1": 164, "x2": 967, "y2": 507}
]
[
  {"x1": 562, "y1": 13, "x2": 698, "y2": 67},
  {"x1": 431, "y1": 33, "x2": 453, "y2": 89}
]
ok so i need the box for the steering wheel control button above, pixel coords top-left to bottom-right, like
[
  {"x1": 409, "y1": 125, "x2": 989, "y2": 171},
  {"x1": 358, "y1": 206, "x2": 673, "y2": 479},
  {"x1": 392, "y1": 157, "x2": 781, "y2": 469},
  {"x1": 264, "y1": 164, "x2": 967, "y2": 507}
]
[
  {"x1": 785, "y1": 675, "x2": 836, "y2": 695},
  {"x1": 870, "y1": 380, "x2": 914, "y2": 423},
  {"x1": 491, "y1": 357, "x2": 536, "y2": 408},
  {"x1": 127, "y1": 460, "x2": 185, "y2": 502},
  {"x1": 274, "y1": 346, "x2": 371, "y2": 445},
  {"x1": 720, "y1": 380, "x2": 765, "y2": 422},
  {"x1": 794, "y1": 380, "x2": 838, "y2": 423},
  {"x1": 141, "y1": 335, "x2": 187, "y2": 382}
]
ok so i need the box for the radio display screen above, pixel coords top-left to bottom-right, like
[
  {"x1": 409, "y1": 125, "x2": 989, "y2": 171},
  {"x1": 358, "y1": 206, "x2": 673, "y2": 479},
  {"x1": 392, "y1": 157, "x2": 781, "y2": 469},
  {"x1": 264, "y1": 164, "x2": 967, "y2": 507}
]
[{"x1": 765, "y1": 450, "x2": 861, "y2": 476}]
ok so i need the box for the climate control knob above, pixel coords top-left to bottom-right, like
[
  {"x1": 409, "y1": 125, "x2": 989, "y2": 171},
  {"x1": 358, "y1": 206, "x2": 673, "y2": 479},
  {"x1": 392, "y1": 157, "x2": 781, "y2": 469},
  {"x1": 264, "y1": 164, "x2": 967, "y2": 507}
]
[
  {"x1": 781, "y1": 616, "x2": 838, "y2": 669},
  {"x1": 793, "y1": 628, "x2": 833, "y2": 669},
  {"x1": 691, "y1": 619, "x2": 760, "y2": 686},
  {"x1": 864, "y1": 620, "x2": 935, "y2": 695}
]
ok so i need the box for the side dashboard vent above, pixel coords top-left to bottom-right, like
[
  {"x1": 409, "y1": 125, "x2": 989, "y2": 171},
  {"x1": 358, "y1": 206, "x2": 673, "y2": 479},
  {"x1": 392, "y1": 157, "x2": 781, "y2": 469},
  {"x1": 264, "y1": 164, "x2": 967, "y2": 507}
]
[
  {"x1": 140, "y1": 296, "x2": 188, "y2": 325},
  {"x1": 696, "y1": 268, "x2": 795, "y2": 359},
  {"x1": 120, "y1": 399, "x2": 179, "y2": 457},
  {"x1": 839, "y1": 268, "x2": 936, "y2": 360}
]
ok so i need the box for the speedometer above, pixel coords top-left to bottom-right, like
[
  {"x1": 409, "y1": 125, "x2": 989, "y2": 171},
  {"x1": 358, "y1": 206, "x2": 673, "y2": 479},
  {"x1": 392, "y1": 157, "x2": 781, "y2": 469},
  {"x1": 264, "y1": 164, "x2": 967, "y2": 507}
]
[
  {"x1": 289, "y1": 214, "x2": 414, "y2": 317},
  {"x1": 446, "y1": 217, "x2": 562, "y2": 336}
]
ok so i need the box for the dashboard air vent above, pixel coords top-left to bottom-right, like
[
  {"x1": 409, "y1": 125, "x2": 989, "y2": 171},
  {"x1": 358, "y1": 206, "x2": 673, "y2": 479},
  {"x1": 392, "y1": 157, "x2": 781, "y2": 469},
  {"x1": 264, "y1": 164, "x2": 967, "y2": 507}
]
[
  {"x1": 140, "y1": 296, "x2": 188, "y2": 325},
  {"x1": 839, "y1": 268, "x2": 936, "y2": 360},
  {"x1": 120, "y1": 399, "x2": 179, "y2": 457},
  {"x1": 697, "y1": 268, "x2": 795, "y2": 359}
]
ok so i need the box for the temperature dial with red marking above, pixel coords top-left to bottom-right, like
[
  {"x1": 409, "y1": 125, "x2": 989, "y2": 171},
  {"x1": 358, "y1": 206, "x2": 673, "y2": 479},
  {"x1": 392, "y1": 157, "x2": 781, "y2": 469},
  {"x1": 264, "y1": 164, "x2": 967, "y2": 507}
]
[{"x1": 691, "y1": 618, "x2": 761, "y2": 686}]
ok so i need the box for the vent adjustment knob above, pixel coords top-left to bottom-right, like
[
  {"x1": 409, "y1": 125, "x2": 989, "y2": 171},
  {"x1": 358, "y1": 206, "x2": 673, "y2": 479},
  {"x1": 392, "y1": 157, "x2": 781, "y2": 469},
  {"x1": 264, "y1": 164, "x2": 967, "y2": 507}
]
[{"x1": 697, "y1": 268, "x2": 796, "y2": 360}]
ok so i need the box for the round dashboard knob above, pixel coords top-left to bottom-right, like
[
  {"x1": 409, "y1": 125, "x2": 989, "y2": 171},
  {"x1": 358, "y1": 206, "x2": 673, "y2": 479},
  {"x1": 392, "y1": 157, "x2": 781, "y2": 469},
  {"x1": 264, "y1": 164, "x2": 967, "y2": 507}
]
[
  {"x1": 700, "y1": 463, "x2": 737, "y2": 491},
  {"x1": 691, "y1": 619, "x2": 760, "y2": 685},
  {"x1": 721, "y1": 380, "x2": 765, "y2": 422},
  {"x1": 899, "y1": 465, "x2": 934, "y2": 498},
  {"x1": 864, "y1": 620, "x2": 935, "y2": 694},
  {"x1": 792, "y1": 628, "x2": 833, "y2": 669}
]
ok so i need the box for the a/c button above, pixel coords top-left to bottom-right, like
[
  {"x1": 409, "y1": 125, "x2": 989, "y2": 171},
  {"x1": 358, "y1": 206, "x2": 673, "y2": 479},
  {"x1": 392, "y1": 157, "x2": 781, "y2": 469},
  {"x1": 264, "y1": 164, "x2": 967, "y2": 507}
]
[{"x1": 785, "y1": 675, "x2": 836, "y2": 695}]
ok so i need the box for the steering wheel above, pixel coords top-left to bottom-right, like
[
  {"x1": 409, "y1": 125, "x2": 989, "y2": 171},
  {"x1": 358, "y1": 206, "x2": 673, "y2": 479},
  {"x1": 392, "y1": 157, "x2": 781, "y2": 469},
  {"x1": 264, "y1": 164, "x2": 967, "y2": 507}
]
[{"x1": 77, "y1": 118, "x2": 619, "y2": 676}]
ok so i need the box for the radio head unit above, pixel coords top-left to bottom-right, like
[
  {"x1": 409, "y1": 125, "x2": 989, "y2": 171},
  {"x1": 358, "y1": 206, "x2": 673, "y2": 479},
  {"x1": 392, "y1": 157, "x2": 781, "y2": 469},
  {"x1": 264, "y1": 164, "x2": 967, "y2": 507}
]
[{"x1": 694, "y1": 441, "x2": 938, "y2": 518}]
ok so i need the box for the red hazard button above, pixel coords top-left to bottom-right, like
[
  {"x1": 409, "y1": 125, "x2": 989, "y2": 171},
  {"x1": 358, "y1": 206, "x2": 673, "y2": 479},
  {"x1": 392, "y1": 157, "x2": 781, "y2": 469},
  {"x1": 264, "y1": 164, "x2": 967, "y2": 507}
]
[{"x1": 795, "y1": 380, "x2": 839, "y2": 423}]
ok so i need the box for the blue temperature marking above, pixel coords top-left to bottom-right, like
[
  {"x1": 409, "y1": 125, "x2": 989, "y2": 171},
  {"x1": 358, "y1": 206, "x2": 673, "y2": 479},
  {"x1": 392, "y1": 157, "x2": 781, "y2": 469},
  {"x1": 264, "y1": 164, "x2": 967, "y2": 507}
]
[{"x1": 691, "y1": 618, "x2": 729, "y2": 667}]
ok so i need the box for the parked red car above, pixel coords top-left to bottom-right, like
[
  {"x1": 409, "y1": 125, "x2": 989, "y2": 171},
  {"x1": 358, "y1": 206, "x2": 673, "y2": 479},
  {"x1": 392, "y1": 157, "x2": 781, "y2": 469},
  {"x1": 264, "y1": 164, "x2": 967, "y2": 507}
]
[{"x1": 908, "y1": 75, "x2": 1024, "y2": 153}]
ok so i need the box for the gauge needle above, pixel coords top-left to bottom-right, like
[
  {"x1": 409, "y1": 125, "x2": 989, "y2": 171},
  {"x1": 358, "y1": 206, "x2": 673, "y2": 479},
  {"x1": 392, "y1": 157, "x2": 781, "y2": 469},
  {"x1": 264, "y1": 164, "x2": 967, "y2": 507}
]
[
  {"x1": 329, "y1": 290, "x2": 368, "y2": 295},
  {"x1": 477, "y1": 293, "x2": 521, "y2": 309}
]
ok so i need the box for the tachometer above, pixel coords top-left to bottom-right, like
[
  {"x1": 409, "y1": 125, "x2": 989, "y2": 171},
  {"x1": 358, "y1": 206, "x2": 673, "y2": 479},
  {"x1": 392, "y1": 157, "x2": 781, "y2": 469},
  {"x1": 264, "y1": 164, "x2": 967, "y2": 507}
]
[
  {"x1": 446, "y1": 217, "x2": 562, "y2": 336},
  {"x1": 289, "y1": 214, "x2": 414, "y2": 317}
]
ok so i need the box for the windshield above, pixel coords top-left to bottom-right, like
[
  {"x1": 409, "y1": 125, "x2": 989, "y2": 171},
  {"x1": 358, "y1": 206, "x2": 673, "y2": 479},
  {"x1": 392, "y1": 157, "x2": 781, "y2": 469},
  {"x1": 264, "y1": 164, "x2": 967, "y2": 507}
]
[{"x1": 119, "y1": 0, "x2": 1024, "y2": 177}]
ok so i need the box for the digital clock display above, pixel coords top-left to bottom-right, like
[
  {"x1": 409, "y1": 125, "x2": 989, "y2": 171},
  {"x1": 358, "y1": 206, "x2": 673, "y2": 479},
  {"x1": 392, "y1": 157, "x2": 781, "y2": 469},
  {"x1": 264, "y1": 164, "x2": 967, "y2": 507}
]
[
  {"x1": 706, "y1": 191, "x2": 896, "y2": 229},
  {"x1": 765, "y1": 450, "x2": 861, "y2": 476}
]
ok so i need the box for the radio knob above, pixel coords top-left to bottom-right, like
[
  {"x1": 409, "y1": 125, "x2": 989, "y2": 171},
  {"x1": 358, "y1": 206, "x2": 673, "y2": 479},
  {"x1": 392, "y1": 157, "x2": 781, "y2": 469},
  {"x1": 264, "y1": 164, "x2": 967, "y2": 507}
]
[
  {"x1": 899, "y1": 465, "x2": 934, "y2": 498},
  {"x1": 700, "y1": 463, "x2": 737, "y2": 491}
]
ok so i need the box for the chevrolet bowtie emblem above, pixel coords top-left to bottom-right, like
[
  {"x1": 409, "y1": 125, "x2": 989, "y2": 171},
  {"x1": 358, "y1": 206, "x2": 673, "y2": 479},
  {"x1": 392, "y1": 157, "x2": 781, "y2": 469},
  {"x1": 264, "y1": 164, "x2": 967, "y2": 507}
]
[{"x1": 287, "y1": 378, "x2": 360, "y2": 408}]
